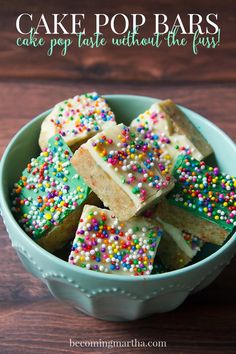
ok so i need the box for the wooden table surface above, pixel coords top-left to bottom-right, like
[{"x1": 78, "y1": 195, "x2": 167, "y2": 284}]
[{"x1": 1, "y1": 0, "x2": 236, "y2": 353}]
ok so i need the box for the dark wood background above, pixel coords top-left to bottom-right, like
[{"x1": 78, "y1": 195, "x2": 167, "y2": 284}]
[{"x1": 0, "y1": 1, "x2": 236, "y2": 353}]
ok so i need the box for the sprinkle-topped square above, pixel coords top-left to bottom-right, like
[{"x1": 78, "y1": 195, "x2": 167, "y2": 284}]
[
  {"x1": 169, "y1": 155, "x2": 236, "y2": 232},
  {"x1": 69, "y1": 205, "x2": 163, "y2": 276},
  {"x1": 158, "y1": 222, "x2": 204, "y2": 270},
  {"x1": 130, "y1": 100, "x2": 213, "y2": 172},
  {"x1": 39, "y1": 92, "x2": 116, "y2": 150},
  {"x1": 71, "y1": 124, "x2": 174, "y2": 221},
  {"x1": 11, "y1": 134, "x2": 90, "y2": 246}
]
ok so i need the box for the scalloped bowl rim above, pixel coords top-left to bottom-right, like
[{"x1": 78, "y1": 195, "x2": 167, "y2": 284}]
[{"x1": 0, "y1": 94, "x2": 235, "y2": 282}]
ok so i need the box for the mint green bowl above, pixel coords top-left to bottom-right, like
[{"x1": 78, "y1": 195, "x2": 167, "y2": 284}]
[{"x1": 1, "y1": 95, "x2": 236, "y2": 321}]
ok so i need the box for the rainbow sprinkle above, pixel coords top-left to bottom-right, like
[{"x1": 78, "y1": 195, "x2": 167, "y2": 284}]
[
  {"x1": 69, "y1": 205, "x2": 163, "y2": 276},
  {"x1": 11, "y1": 134, "x2": 89, "y2": 240}
]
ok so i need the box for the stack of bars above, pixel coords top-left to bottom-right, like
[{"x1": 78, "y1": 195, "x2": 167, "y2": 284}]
[{"x1": 11, "y1": 93, "x2": 236, "y2": 275}]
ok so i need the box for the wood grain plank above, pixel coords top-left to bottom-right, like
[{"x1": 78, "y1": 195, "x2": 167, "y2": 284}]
[
  {"x1": 0, "y1": 80, "x2": 235, "y2": 158},
  {"x1": 0, "y1": 0, "x2": 236, "y2": 83}
]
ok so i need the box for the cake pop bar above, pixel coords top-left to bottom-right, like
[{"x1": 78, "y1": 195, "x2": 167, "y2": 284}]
[
  {"x1": 144, "y1": 209, "x2": 204, "y2": 270},
  {"x1": 156, "y1": 219, "x2": 204, "y2": 270},
  {"x1": 11, "y1": 134, "x2": 93, "y2": 252},
  {"x1": 71, "y1": 123, "x2": 175, "y2": 221},
  {"x1": 154, "y1": 155, "x2": 236, "y2": 245},
  {"x1": 39, "y1": 92, "x2": 116, "y2": 151},
  {"x1": 130, "y1": 99, "x2": 213, "y2": 172},
  {"x1": 68, "y1": 205, "x2": 163, "y2": 276}
]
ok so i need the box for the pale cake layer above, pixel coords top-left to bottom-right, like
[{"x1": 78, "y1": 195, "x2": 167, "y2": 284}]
[{"x1": 71, "y1": 146, "x2": 138, "y2": 221}]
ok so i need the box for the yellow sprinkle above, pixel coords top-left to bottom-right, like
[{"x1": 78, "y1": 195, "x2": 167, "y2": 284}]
[
  {"x1": 79, "y1": 194, "x2": 84, "y2": 199},
  {"x1": 63, "y1": 177, "x2": 67, "y2": 182},
  {"x1": 223, "y1": 202, "x2": 228, "y2": 207},
  {"x1": 45, "y1": 213, "x2": 52, "y2": 220},
  {"x1": 184, "y1": 202, "x2": 188, "y2": 207},
  {"x1": 77, "y1": 186, "x2": 81, "y2": 191},
  {"x1": 203, "y1": 207, "x2": 208, "y2": 212},
  {"x1": 215, "y1": 215, "x2": 220, "y2": 220},
  {"x1": 43, "y1": 152, "x2": 49, "y2": 157},
  {"x1": 200, "y1": 184, "x2": 204, "y2": 189},
  {"x1": 46, "y1": 183, "x2": 50, "y2": 188}
]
